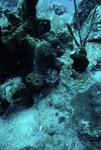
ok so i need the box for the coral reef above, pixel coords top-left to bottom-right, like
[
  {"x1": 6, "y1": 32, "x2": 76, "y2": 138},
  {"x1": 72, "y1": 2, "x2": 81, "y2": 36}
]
[
  {"x1": 67, "y1": 1, "x2": 97, "y2": 73},
  {"x1": 0, "y1": 77, "x2": 33, "y2": 115},
  {"x1": 70, "y1": 47, "x2": 89, "y2": 73},
  {"x1": 42, "y1": 29, "x2": 73, "y2": 56},
  {"x1": 51, "y1": 2, "x2": 66, "y2": 15},
  {"x1": 78, "y1": 120, "x2": 101, "y2": 141},
  {"x1": 45, "y1": 68, "x2": 59, "y2": 86},
  {"x1": 17, "y1": 0, "x2": 38, "y2": 22},
  {"x1": 0, "y1": 1, "x2": 101, "y2": 150},
  {"x1": 83, "y1": 5, "x2": 101, "y2": 42},
  {"x1": 72, "y1": 0, "x2": 101, "y2": 27},
  {"x1": 0, "y1": 99, "x2": 10, "y2": 116},
  {"x1": 17, "y1": 0, "x2": 50, "y2": 38},
  {"x1": 0, "y1": 0, "x2": 73, "y2": 115},
  {"x1": 57, "y1": 29, "x2": 73, "y2": 49},
  {"x1": 0, "y1": 77, "x2": 32, "y2": 105},
  {"x1": 26, "y1": 72, "x2": 45, "y2": 88},
  {"x1": 34, "y1": 40, "x2": 56, "y2": 72},
  {"x1": 3, "y1": 8, "x2": 20, "y2": 24}
]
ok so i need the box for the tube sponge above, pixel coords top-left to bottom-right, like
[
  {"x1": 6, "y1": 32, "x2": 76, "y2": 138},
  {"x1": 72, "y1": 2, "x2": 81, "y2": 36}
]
[
  {"x1": 26, "y1": 72, "x2": 45, "y2": 87},
  {"x1": 5, "y1": 77, "x2": 31, "y2": 104},
  {"x1": 34, "y1": 40, "x2": 56, "y2": 72},
  {"x1": 18, "y1": 0, "x2": 38, "y2": 22}
]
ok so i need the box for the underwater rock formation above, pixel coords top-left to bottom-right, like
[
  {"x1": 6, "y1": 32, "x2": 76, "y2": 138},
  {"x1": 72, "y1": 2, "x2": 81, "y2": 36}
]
[
  {"x1": 72, "y1": 0, "x2": 101, "y2": 26},
  {"x1": 0, "y1": 99, "x2": 10, "y2": 116},
  {"x1": 17, "y1": 0, "x2": 38, "y2": 22},
  {"x1": 3, "y1": 8, "x2": 20, "y2": 25},
  {"x1": 70, "y1": 82, "x2": 101, "y2": 141},
  {"x1": 57, "y1": 29, "x2": 73, "y2": 49},
  {"x1": 67, "y1": 1, "x2": 97, "y2": 73},
  {"x1": 5, "y1": 77, "x2": 31, "y2": 104},
  {"x1": 84, "y1": 5, "x2": 101, "y2": 42},
  {"x1": 0, "y1": 77, "x2": 33, "y2": 115},
  {"x1": 0, "y1": 77, "x2": 32, "y2": 104}
]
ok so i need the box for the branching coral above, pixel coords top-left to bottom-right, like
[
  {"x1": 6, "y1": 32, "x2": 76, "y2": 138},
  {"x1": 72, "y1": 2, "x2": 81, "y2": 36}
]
[{"x1": 67, "y1": 0, "x2": 97, "y2": 73}]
